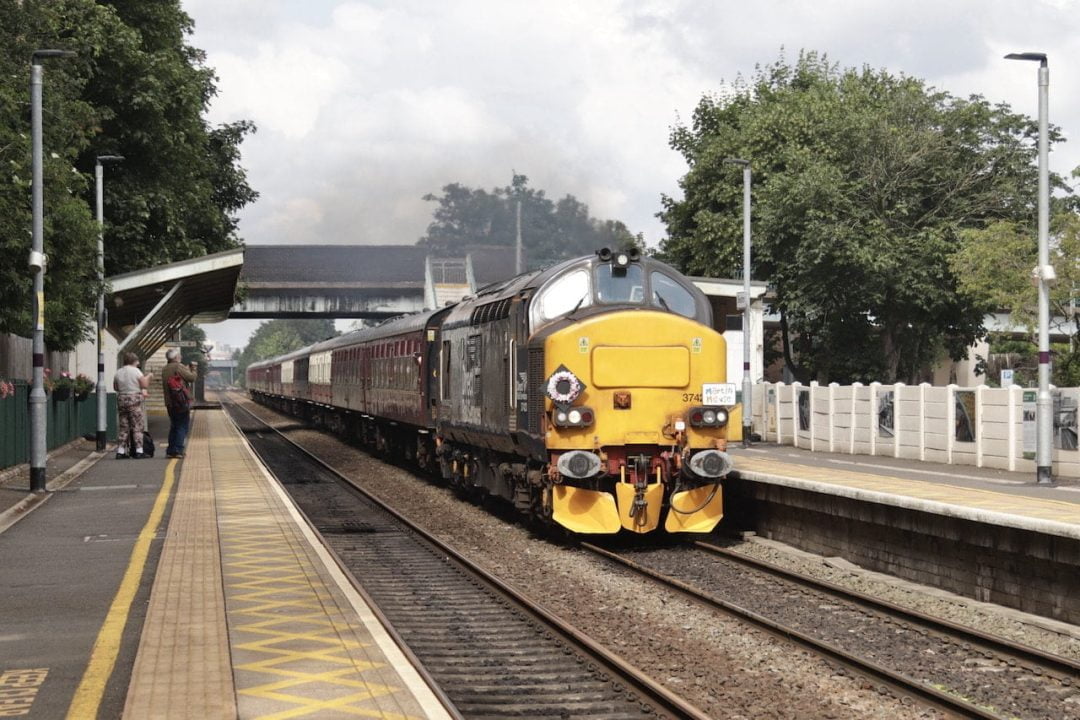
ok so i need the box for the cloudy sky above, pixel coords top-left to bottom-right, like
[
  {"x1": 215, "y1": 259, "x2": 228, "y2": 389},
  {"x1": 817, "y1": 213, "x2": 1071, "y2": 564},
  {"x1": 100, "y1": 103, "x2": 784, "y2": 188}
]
[{"x1": 182, "y1": 0, "x2": 1080, "y2": 352}]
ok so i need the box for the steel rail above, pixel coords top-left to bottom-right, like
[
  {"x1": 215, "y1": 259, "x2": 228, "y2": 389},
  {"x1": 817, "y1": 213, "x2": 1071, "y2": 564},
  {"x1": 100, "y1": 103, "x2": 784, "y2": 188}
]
[
  {"x1": 580, "y1": 542, "x2": 1009, "y2": 720},
  {"x1": 694, "y1": 539, "x2": 1080, "y2": 678},
  {"x1": 224, "y1": 396, "x2": 711, "y2": 720}
]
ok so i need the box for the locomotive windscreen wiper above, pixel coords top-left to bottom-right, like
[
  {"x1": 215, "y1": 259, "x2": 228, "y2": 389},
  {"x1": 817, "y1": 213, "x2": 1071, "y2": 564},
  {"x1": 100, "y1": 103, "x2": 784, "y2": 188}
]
[
  {"x1": 567, "y1": 294, "x2": 587, "y2": 317},
  {"x1": 655, "y1": 292, "x2": 671, "y2": 312}
]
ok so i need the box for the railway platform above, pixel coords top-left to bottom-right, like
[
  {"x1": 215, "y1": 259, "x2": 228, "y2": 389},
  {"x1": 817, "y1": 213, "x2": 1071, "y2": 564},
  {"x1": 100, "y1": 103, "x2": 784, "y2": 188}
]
[
  {"x1": 0, "y1": 409, "x2": 452, "y2": 720},
  {"x1": 726, "y1": 443, "x2": 1080, "y2": 625},
  {"x1": 728, "y1": 443, "x2": 1080, "y2": 532}
]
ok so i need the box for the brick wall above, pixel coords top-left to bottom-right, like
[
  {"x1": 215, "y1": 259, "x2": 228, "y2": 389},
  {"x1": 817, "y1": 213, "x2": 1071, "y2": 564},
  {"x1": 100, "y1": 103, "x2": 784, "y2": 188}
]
[{"x1": 724, "y1": 477, "x2": 1080, "y2": 624}]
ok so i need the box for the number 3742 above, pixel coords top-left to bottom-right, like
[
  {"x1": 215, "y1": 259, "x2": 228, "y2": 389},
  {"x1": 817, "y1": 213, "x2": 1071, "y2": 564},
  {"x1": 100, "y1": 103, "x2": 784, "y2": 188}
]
[{"x1": 681, "y1": 393, "x2": 702, "y2": 403}]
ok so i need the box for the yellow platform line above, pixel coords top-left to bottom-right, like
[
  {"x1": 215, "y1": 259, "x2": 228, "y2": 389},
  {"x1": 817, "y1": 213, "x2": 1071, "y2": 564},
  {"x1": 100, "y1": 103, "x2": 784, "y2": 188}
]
[
  {"x1": 737, "y1": 456, "x2": 1080, "y2": 527},
  {"x1": 65, "y1": 459, "x2": 178, "y2": 720}
]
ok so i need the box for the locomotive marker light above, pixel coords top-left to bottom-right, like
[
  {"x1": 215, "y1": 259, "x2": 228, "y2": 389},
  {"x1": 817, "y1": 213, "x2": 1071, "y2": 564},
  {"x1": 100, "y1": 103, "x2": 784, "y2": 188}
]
[
  {"x1": 1005, "y1": 51, "x2": 1054, "y2": 484},
  {"x1": 28, "y1": 48, "x2": 76, "y2": 493},
  {"x1": 724, "y1": 157, "x2": 753, "y2": 448}
]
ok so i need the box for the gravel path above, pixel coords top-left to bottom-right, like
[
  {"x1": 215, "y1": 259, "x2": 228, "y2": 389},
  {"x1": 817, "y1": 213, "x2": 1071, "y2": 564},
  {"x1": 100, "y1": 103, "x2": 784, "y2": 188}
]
[{"x1": 231, "y1": 396, "x2": 944, "y2": 719}]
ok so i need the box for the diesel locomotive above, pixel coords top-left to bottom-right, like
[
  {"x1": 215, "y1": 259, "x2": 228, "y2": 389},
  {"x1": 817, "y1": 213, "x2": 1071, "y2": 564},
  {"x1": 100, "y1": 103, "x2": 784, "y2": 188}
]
[{"x1": 247, "y1": 248, "x2": 739, "y2": 535}]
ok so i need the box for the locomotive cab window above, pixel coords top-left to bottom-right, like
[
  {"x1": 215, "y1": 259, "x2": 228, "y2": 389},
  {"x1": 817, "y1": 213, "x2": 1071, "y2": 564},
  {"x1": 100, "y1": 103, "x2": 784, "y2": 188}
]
[
  {"x1": 595, "y1": 263, "x2": 644, "y2": 304},
  {"x1": 650, "y1": 271, "x2": 698, "y2": 319},
  {"x1": 536, "y1": 269, "x2": 591, "y2": 321}
]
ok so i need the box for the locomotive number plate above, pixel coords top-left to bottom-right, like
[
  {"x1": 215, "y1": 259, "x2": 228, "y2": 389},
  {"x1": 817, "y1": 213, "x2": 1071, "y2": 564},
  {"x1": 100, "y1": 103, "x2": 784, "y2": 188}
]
[{"x1": 702, "y1": 383, "x2": 737, "y2": 406}]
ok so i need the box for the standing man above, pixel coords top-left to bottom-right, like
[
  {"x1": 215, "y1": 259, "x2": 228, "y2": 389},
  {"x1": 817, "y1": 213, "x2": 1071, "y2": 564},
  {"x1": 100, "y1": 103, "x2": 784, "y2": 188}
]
[{"x1": 161, "y1": 348, "x2": 196, "y2": 458}]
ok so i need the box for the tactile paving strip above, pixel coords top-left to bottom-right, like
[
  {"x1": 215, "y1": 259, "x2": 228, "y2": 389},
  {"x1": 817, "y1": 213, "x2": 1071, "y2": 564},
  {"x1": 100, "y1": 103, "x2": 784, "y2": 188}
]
[
  {"x1": 209, "y1": 411, "x2": 430, "y2": 719},
  {"x1": 123, "y1": 415, "x2": 237, "y2": 719}
]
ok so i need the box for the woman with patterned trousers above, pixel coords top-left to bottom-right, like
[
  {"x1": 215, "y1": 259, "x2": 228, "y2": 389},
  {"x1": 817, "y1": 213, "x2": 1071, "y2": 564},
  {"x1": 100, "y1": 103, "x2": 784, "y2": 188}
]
[{"x1": 113, "y1": 352, "x2": 152, "y2": 459}]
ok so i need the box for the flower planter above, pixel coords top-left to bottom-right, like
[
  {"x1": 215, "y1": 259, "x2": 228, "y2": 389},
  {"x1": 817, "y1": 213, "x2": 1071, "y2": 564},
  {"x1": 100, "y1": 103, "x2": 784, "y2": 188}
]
[{"x1": 52, "y1": 387, "x2": 71, "y2": 402}]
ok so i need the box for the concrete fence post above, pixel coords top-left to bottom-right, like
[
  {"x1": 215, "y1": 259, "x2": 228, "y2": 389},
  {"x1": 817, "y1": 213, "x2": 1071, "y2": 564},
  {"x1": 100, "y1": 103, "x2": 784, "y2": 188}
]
[
  {"x1": 894, "y1": 382, "x2": 904, "y2": 458},
  {"x1": 870, "y1": 381, "x2": 881, "y2": 456},
  {"x1": 774, "y1": 381, "x2": 784, "y2": 444},
  {"x1": 791, "y1": 382, "x2": 801, "y2": 448},
  {"x1": 850, "y1": 381, "x2": 862, "y2": 454},
  {"x1": 976, "y1": 384, "x2": 986, "y2": 468},
  {"x1": 947, "y1": 383, "x2": 958, "y2": 465},
  {"x1": 919, "y1": 382, "x2": 930, "y2": 461},
  {"x1": 828, "y1": 382, "x2": 838, "y2": 452},
  {"x1": 1007, "y1": 383, "x2": 1019, "y2": 471}
]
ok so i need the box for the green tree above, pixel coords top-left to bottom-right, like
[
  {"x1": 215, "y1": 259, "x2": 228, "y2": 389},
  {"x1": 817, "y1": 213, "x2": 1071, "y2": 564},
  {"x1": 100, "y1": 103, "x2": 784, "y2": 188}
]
[
  {"x1": 0, "y1": 1, "x2": 106, "y2": 351},
  {"x1": 237, "y1": 320, "x2": 338, "y2": 386},
  {"x1": 419, "y1": 174, "x2": 641, "y2": 269},
  {"x1": 660, "y1": 51, "x2": 1073, "y2": 384},
  {"x1": 79, "y1": 0, "x2": 257, "y2": 274},
  {"x1": 0, "y1": 0, "x2": 256, "y2": 351},
  {"x1": 952, "y1": 212, "x2": 1080, "y2": 386}
]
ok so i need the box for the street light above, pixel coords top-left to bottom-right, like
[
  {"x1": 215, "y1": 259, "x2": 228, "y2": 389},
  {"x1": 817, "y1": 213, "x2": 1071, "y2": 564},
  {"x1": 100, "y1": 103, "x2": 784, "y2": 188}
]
[
  {"x1": 1005, "y1": 51, "x2": 1054, "y2": 485},
  {"x1": 724, "y1": 157, "x2": 753, "y2": 447},
  {"x1": 95, "y1": 154, "x2": 123, "y2": 451},
  {"x1": 29, "y1": 49, "x2": 76, "y2": 493}
]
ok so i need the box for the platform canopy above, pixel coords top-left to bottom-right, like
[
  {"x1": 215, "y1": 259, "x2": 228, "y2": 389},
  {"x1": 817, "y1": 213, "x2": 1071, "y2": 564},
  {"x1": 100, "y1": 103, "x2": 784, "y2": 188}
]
[{"x1": 105, "y1": 248, "x2": 244, "y2": 361}]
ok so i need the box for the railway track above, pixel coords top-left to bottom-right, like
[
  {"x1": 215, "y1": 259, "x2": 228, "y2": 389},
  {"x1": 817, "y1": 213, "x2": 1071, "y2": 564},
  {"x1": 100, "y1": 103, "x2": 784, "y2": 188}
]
[
  {"x1": 222, "y1": 398, "x2": 709, "y2": 720},
  {"x1": 581, "y1": 541, "x2": 1080, "y2": 720}
]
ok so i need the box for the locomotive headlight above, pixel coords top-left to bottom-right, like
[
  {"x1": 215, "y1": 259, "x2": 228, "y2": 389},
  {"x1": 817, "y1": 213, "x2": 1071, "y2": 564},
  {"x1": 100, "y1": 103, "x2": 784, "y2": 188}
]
[
  {"x1": 702, "y1": 409, "x2": 717, "y2": 425},
  {"x1": 556, "y1": 411, "x2": 569, "y2": 424},
  {"x1": 715, "y1": 408, "x2": 729, "y2": 426},
  {"x1": 615, "y1": 252, "x2": 629, "y2": 267},
  {"x1": 557, "y1": 450, "x2": 602, "y2": 479},
  {"x1": 688, "y1": 450, "x2": 732, "y2": 478},
  {"x1": 568, "y1": 409, "x2": 582, "y2": 425}
]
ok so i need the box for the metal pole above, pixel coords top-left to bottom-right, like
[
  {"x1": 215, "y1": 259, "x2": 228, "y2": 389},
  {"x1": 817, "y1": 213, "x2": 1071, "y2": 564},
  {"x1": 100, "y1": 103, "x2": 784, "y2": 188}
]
[
  {"x1": 95, "y1": 161, "x2": 106, "y2": 451},
  {"x1": 724, "y1": 157, "x2": 753, "y2": 447},
  {"x1": 28, "y1": 50, "x2": 75, "y2": 492},
  {"x1": 1005, "y1": 52, "x2": 1053, "y2": 484},
  {"x1": 94, "y1": 155, "x2": 122, "y2": 451},
  {"x1": 29, "y1": 61, "x2": 46, "y2": 492},
  {"x1": 1035, "y1": 58, "x2": 1053, "y2": 485},
  {"x1": 515, "y1": 200, "x2": 523, "y2": 274},
  {"x1": 742, "y1": 164, "x2": 752, "y2": 447}
]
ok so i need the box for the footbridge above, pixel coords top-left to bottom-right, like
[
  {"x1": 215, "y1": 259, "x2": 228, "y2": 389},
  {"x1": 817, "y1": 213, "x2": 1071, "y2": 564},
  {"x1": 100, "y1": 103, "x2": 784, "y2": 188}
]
[
  {"x1": 231, "y1": 244, "x2": 518, "y2": 318},
  {"x1": 105, "y1": 244, "x2": 518, "y2": 362}
]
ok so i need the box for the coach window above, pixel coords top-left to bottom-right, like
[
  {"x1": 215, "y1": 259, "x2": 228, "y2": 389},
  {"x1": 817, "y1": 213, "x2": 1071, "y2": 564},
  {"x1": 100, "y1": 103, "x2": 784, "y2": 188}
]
[{"x1": 650, "y1": 271, "x2": 698, "y2": 319}]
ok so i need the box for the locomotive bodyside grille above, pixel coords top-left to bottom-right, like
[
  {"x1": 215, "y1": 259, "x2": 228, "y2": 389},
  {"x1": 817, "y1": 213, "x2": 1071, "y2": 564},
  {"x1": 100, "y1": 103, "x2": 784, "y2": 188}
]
[{"x1": 528, "y1": 347, "x2": 544, "y2": 434}]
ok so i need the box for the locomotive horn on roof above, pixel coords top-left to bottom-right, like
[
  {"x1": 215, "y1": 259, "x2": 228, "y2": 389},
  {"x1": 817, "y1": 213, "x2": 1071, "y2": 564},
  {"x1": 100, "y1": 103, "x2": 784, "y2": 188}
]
[{"x1": 597, "y1": 247, "x2": 613, "y2": 261}]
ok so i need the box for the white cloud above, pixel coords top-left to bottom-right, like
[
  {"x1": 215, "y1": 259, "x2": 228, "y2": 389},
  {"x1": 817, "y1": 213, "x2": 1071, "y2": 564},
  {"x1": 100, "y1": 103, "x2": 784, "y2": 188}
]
[{"x1": 183, "y1": 0, "x2": 1080, "y2": 266}]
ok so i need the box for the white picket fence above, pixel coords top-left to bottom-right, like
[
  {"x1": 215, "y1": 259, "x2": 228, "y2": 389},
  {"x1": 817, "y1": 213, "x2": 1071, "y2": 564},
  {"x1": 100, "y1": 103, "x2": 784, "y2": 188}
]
[{"x1": 753, "y1": 381, "x2": 1080, "y2": 479}]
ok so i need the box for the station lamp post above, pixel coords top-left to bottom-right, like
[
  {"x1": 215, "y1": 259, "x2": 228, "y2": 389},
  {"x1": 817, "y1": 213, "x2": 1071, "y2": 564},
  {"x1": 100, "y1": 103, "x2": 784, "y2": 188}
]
[
  {"x1": 724, "y1": 157, "x2": 753, "y2": 447},
  {"x1": 29, "y1": 49, "x2": 76, "y2": 493},
  {"x1": 95, "y1": 155, "x2": 123, "y2": 451},
  {"x1": 1005, "y1": 51, "x2": 1054, "y2": 485}
]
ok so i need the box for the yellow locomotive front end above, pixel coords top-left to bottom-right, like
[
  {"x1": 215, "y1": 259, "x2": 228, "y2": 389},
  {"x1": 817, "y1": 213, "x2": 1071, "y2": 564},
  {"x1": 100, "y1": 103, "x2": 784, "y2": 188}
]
[{"x1": 541, "y1": 310, "x2": 736, "y2": 534}]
